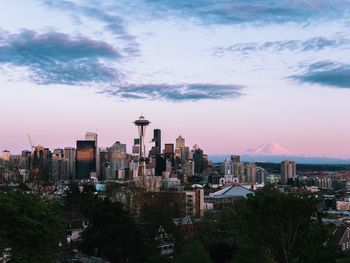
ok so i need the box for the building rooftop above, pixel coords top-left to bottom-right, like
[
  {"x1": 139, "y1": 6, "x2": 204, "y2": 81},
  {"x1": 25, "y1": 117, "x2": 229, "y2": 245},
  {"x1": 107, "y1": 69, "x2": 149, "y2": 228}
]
[{"x1": 210, "y1": 185, "x2": 254, "y2": 198}]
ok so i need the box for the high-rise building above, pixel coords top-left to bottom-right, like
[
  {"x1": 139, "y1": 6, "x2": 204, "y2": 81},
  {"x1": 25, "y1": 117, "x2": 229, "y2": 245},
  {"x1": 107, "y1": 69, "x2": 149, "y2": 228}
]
[
  {"x1": 281, "y1": 160, "x2": 296, "y2": 185},
  {"x1": 132, "y1": 138, "x2": 140, "y2": 155},
  {"x1": 256, "y1": 167, "x2": 267, "y2": 184},
  {"x1": 0, "y1": 150, "x2": 10, "y2": 161},
  {"x1": 85, "y1": 132, "x2": 98, "y2": 178},
  {"x1": 231, "y1": 155, "x2": 241, "y2": 163},
  {"x1": 64, "y1": 147, "x2": 76, "y2": 179},
  {"x1": 99, "y1": 148, "x2": 110, "y2": 181},
  {"x1": 153, "y1": 129, "x2": 161, "y2": 154},
  {"x1": 109, "y1": 141, "x2": 127, "y2": 179},
  {"x1": 155, "y1": 154, "x2": 166, "y2": 176},
  {"x1": 164, "y1": 144, "x2": 174, "y2": 154},
  {"x1": 164, "y1": 143, "x2": 175, "y2": 162},
  {"x1": 85, "y1": 132, "x2": 97, "y2": 142},
  {"x1": 193, "y1": 147, "x2": 203, "y2": 175},
  {"x1": 52, "y1": 148, "x2": 68, "y2": 180},
  {"x1": 176, "y1": 135, "x2": 185, "y2": 148},
  {"x1": 20, "y1": 150, "x2": 31, "y2": 170},
  {"x1": 31, "y1": 145, "x2": 52, "y2": 182},
  {"x1": 245, "y1": 163, "x2": 256, "y2": 184},
  {"x1": 233, "y1": 162, "x2": 245, "y2": 182},
  {"x1": 181, "y1": 146, "x2": 190, "y2": 161},
  {"x1": 76, "y1": 140, "x2": 96, "y2": 180},
  {"x1": 149, "y1": 130, "x2": 161, "y2": 157},
  {"x1": 224, "y1": 159, "x2": 233, "y2": 175}
]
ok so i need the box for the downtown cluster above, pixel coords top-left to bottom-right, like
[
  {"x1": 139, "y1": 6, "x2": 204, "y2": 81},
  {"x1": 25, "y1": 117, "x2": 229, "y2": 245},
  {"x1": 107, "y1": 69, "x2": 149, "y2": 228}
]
[{"x1": 1, "y1": 116, "x2": 350, "y2": 263}]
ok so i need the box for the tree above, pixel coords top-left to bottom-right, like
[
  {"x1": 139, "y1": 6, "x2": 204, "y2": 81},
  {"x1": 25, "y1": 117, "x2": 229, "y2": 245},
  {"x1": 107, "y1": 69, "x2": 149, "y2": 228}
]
[
  {"x1": 175, "y1": 240, "x2": 212, "y2": 263},
  {"x1": 195, "y1": 210, "x2": 237, "y2": 263},
  {"x1": 63, "y1": 181, "x2": 82, "y2": 209},
  {"x1": 0, "y1": 190, "x2": 65, "y2": 263},
  {"x1": 79, "y1": 198, "x2": 151, "y2": 263},
  {"x1": 231, "y1": 187, "x2": 338, "y2": 263}
]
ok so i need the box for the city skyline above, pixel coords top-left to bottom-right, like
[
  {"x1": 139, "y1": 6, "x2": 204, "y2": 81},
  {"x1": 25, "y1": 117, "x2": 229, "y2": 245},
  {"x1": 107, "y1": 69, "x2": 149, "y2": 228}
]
[{"x1": 1, "y1": 1, "x2": 350, "y2": 158}]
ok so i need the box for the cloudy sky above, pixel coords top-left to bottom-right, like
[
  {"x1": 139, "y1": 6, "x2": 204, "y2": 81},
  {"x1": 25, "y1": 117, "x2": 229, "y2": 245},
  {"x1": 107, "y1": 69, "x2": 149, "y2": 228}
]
[{"x1": 0, "y1": 0, "x2": 350, "y2": 158}]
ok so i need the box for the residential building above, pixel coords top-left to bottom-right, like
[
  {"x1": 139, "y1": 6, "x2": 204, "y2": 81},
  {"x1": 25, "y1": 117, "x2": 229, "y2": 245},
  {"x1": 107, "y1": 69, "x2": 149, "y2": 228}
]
[{"x1": 281, "y1": 160, "x2": 296, "y2": 185}]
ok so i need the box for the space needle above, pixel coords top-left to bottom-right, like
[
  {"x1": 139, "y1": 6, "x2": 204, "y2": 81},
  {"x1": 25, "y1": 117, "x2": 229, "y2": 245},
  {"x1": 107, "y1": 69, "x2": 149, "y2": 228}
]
[{"x1": 134, "y1": 115, "x2": 150, "y2": 179}]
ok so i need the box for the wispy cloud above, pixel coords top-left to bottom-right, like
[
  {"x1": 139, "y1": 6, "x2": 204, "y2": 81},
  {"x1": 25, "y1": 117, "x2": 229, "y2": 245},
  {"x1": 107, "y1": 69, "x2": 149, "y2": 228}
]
[
  {"x1": 291, "y1": 61, "x2": 350, "y2": 88},
  {"x1": 100, "y1": 83, "x2": 243, "y2": 101},
  {"x1": 42, "y1": 0, "x2": 139, "y2": 55},
  {"x1": 214, "y1": 36, "x2": 350, "y2": 56},
  {"x1": 141, "y1": 0, "x2": 350, "y2": 25},
  {"x1": 0, "y1": 30, "x2": 121, "y2": 85}
]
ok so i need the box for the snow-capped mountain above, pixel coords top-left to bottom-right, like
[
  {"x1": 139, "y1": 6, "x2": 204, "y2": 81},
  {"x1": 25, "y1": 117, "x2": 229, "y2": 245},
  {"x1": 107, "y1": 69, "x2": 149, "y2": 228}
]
[{"x1": 245, "y1": 142, "x2": 300, "y2": 156}]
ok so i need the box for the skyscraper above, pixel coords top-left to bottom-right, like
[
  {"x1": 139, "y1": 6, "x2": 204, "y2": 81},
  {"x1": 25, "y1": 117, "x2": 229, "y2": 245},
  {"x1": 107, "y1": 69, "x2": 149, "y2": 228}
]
[
  {"x1": 193, "y1": 147, "x2": 203, "y2": 175},
  {"x1": 109, "y1": 141, "x2": 127, "y2": 179},
  {"x1": 99, "y1": 148, "x2": 110, "y2": 181},
  {"x1": 64, "y1": 147, "x2": 76, "y2": 179},
  {"x1": 245, "y1": 163, "x2": 257, "y2": 184},
  {"x1": 231, "y1": 155, "x2": 240, "y2": 163},
  {"x1": 176, "y1": 135, "x2": 185, "y2": 148},
  {"x1": 0, "y1": 150, "x2": 10, "y2": 161},
  {"x1": 76, "y1": 140, "x2": 96, "y2": 180},
  {"x1": 85, "y1": 132, "x2": 98, "y2": 178},
  {"x1": 281, "y1": 160, "x2": 296, "y2": 185},
  {"x1": 164, "y1": 143, "x2": 175, "y2": 164},
  {"x1": 132, "y1": 138, "x2": 140, "y2": 155},
  {"x1": 85, "y1": 132, "x2": 97, "y2": 142},
  {"x1": 153, "y1": 129, "x2": 161, "y2": 154}
]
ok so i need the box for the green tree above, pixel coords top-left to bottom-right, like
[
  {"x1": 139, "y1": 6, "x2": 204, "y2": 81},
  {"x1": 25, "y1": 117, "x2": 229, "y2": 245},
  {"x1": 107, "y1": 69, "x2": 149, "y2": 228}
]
[
  {"x1": 195, "y1": 210, "x2": 237, "y2": 263},
  {"x1": 232, "y1": 187, "x2": 338, "y2": 263},
  {"x1": 0, "y1": 190, "x2": 65, "y2": 263},
  {"x1": 63, "y1": 181, "x2": 82, "y2": 209},
  {"x1": 175, "y1": 240, "x2": 212, "y2": 263},
  {"x1": 79, "y1": 198, "x2": 151, "y2": 263}
]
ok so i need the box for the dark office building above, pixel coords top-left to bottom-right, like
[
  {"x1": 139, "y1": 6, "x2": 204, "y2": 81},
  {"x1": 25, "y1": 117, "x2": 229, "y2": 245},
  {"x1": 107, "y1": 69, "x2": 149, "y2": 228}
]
[
  {"x1": 76, "y1": 140, "x2": 96, "y2": 180},
  {"x1": 149, "y1": 129, "x2": 162, "y2": 157},
  {"x1": 99, "y1": 149, "x2": 110, "y2": 181},
  {"x1": 155, "y1": 154, "x2": 166, "y2": 176},
  {"x1": 153, "y1": 129, "x2": 161, "y2": 154},
  {"x1": 32, "y1": 146, "x2": 52, "y2": 182},
  {"x1": 193, "y1": 148, "x2": 204, "y2": 175}
]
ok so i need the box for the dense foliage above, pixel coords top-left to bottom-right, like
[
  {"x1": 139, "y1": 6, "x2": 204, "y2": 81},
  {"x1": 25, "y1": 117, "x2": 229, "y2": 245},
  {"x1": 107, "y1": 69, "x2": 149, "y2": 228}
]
[
  {"x1": 196, "y1": 187, "x2": 339, "y2": 263},
  {"x1": 0, "y1": 190, "x2": 65, "y2": 263}
]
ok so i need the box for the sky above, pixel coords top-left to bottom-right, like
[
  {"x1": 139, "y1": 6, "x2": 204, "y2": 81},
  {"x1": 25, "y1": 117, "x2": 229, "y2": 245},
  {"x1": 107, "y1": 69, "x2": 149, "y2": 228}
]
[{"x1": 0, "y1": 0, "x2": 350, "y2": 158}]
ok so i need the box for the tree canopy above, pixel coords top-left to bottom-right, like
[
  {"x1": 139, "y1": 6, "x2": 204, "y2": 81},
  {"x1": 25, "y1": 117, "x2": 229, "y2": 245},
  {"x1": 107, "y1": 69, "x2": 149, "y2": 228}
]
[
  {"x1": 175, "y1": 240, "x2": 213, "y2": 263},
  {"x1": 0, "y1": 190, "x2": 65, "y2": 263},
  {"x1": 218, "y1": 187, "x2": 338, "y2": 263},
  {"x1": 79, "y1": 197, "x2": 152, "y2": 263}
]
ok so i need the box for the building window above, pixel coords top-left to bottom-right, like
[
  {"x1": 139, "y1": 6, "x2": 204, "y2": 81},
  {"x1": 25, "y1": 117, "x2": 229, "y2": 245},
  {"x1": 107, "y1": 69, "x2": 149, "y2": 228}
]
[{"x1": 343, "y1": 243, "x2": 346, "y2": 251}]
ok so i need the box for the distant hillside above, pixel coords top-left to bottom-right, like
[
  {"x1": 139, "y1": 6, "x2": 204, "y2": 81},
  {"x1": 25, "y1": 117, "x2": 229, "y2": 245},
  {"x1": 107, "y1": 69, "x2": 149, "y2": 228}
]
[{"x1": 210, "y1": 154, "x2": 350, "y2": 165}]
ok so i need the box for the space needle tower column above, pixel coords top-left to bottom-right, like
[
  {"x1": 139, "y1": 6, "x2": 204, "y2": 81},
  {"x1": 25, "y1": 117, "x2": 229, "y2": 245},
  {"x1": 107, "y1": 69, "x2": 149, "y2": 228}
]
[{"x1": 134, "y1": 115, "x2": 150, "y2": 182}]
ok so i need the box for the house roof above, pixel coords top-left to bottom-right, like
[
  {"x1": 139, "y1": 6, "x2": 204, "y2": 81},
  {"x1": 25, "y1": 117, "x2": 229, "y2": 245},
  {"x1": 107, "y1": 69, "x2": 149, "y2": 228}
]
[{"x1": 211, "y1": 185, "x2": 254, "y2": 198}]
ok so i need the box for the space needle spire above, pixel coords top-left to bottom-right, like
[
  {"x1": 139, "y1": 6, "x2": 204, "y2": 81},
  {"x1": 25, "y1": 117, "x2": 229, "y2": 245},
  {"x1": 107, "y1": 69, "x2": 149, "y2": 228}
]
[{"x1": 134, "y1": 115, "x2": 150, "y2": 180}]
